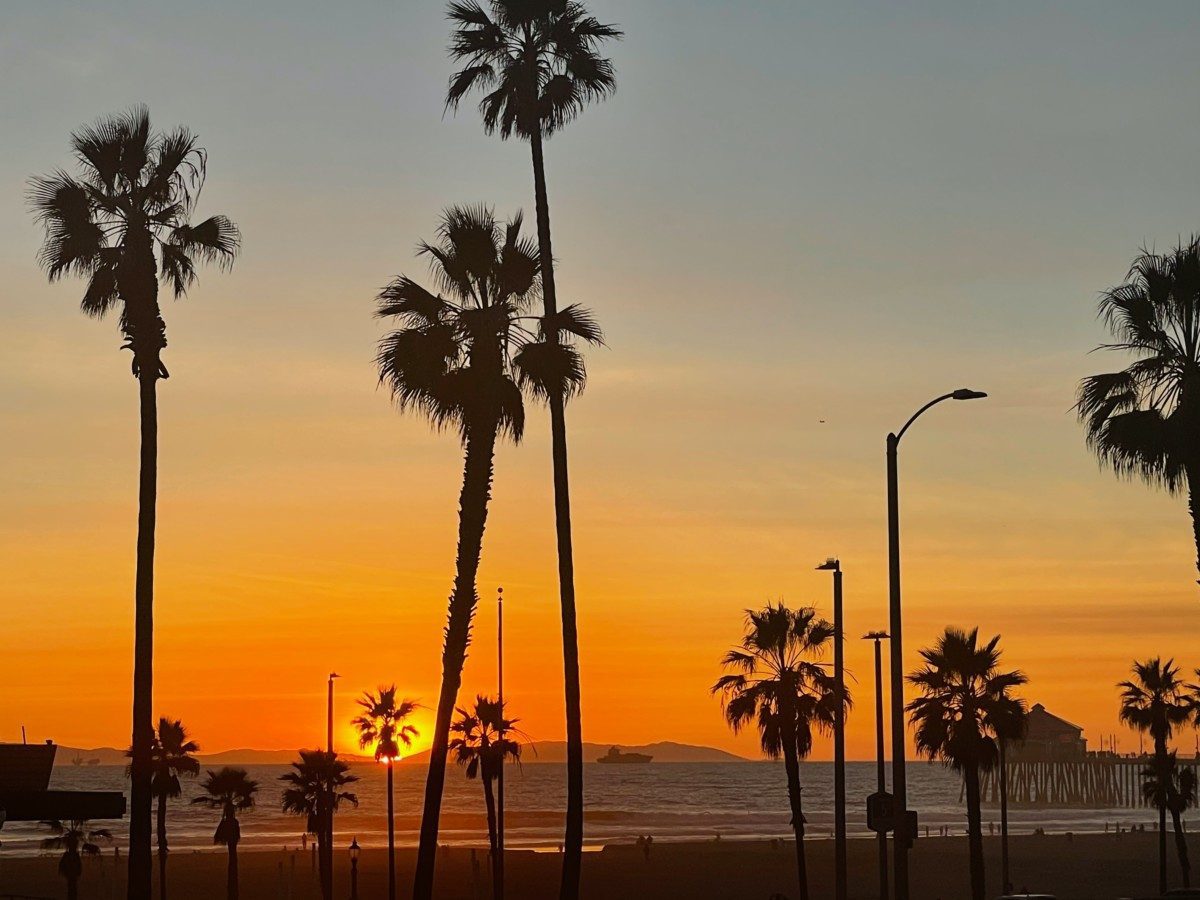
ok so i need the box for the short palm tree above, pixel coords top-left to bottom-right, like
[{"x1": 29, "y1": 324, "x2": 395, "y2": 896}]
[
  {"x1": 712, "y1": 603, "x2": 843, "y2": 900},
  {"x1": 280, "y1": 750, "x2": 359, "y2": 900},
  {"x1": 1120, "y1": 657, "x2": 1194, "y2": 894},
  {"x1": 1076, "y1": 237, "x2": 1200, "y2": 582},
  {"x1": 906, "y1": 627, "x2": 1027, "y2": 900},
  {"x1": 353, "y1": 687, "x2": 419, "y2": 900},
  {"x1": 450, "y1": 695, "x2": 522, "y2": 899},
  {"x1": 1142, "y1": 751, "x2": 1197, "y2": 888},
  {"x1": 40, "y1": 819, "x2": 112, "y2": 900},
  {"x1": 29, "y1": 107, "x2": 239, "y2": 900},
  {"x1": 375, "y1": 204, "x2": 598, "y2": 898},
  {"x1": 446, "y1": 9, "x2": 621, "y2": 894},
  {"x1": 150, "y1": 718, "x2": 200, "y2": 900},
  {"x1": 193, "y1": 767, "x2": 258, "y2": 900}
]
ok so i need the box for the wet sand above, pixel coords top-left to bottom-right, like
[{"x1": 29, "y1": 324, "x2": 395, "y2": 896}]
[{"x1": 0, "y1": 831, "x2": 1193, "y2": 899}]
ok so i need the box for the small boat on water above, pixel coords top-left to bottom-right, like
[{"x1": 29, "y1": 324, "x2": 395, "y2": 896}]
[{"x1": 596, "y1": 746, "x2": 652, "y2": 764}]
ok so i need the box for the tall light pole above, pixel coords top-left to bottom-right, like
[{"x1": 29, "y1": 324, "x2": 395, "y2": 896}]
[
  {"x1": 816, "y1": 558, "x2": 846, "y2": 900},
  {"x1": 887, "y1": 388, "x2": 986, "y2": 900},
  {"x1": 327, "y1": 672, "x2": 340, "y2": 753},
  {"x1": 863, "y1": 630, "x2": 890, "y2": 900},
  {"x1": 325, "y1": 671, "x2": 339, "y2": 900},
  {"x1": 496, "y1": 587, "x2": 506, "y2": 900}
]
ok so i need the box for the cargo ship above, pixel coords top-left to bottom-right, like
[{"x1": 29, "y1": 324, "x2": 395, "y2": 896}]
[{"x1": 596, "y1": 746, "x2": 652, "y2": 764}]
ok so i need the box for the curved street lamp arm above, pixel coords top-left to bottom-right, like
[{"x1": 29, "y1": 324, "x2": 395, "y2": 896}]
[{"x1": 894, "y1": 392, "x2": 957, "y2": 443}]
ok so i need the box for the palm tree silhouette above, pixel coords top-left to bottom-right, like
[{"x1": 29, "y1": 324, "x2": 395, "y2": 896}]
[
  {"x1": 29, "y1": 107, "x2": 239, "y2": 900},
  {"x1": 1142, "y1": 750, "x2": 1197, "y2": 888},
  {"x1": 40, "y1": 819, "x2": 112, "y2": 900},
  {"x1": 1119, "y1": 657, "x2": 1194, "y2": 894},
  {"x1": 450, "y1": 695, "x2": 522, "y2": 899},
  {"x1": 193, "y1": 767, "x2": 259, "y2": 900},
  {"x1": 446, "y1": 8, "x2": 621, "y2": 894},
  {"x1": 280, "y1": 750, "x2": 359, "y2": 900},
  {"x1": 712, "y1": 603, "x2": 844, "y2": 900},
  {"x1": 353, "y1": 687, "x2": 419, "y2": 900},
  {"x1": 375, "y1": 205, "x2": 598, "y2": 896},
  {"x1": 906, "y1": 627, "x2": 1027, "y2": 900},
  {"x1": 149, "y1": 718, "x2": 200, "y2": 900},
  {"x1": 1076, "y1": 237, "x2": 1200, "y2": 583}
]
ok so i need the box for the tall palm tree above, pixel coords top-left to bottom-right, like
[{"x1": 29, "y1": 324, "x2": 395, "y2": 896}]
[
  {"x1": 353, "y1": 687, "x2": 419, "y2": 900},
  {"x1": 1142, "y1": 751, "x2": 1197, "y2": 888},
  {"x1": 711, "y1": 603, "x2": 844, "y2": 900},
  {"x1": 446, "y1": 9, "x2": 621, "y2": 894},
  {"x1": 149, "y1": 718, "x2": 200, "y2": 900},
  {"x1": 280, "y1": 750, "x2": 359, "y2": 900},
  {"x1": 450, "y1": 695, "x2": 522, "y2": 899},
  {"x1": 1119, "y1": 657, "x2": 1194, "y2": 894},
  {"x1": 1076, "y1": 237, "x2": 1200, "y2": 583},
  {"x1": 906, "y1": 627, "x2": 1027, "y2": 900},
  {"x1": 40, "y1": 819, "x2": 112, "y2": 900},
  {"x1": 29, "y1": 107, "x2": 239, "y2": 900},
  {"x1": 193, "y1": 767, "x2": 258, "y2": 900},
  {"x1": 377, "y1": 205, "x2": 598, "y2": 900}
]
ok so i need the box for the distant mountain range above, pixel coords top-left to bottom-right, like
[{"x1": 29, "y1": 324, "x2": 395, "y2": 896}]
[{"x1": 51, "y1": 741, "x2": 749, "y2": 766}]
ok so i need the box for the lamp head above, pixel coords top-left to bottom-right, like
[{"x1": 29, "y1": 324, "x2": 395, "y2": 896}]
[
  {"x1": 951, "y1": 388, "x2": 987, "y2": 401},
  {"x1": 329, "y1": 672, "x2": 340, "y2": 680},
  {"x1": 816, "y1": 557, "x2": 840, "y2": 571},
  {"x1": 861, "y1": 630, "x2": 890, "y2": 640},
  {"x1": 349, "y1": 837, "x2": 360, "y2": 861}
]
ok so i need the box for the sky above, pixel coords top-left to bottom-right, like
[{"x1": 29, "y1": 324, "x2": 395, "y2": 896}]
[{"x1": 1, "y1": 1, "x2": 1199, "y2": 762}]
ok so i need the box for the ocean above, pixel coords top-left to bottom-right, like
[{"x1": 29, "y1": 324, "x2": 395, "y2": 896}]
[{"x1": 0, "y1": 761, "x2": 1156, "y2": 857}]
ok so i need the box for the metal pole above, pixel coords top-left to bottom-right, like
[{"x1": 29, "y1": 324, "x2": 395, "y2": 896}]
[
  {"x1": 1000, "y1": 738, "x2": 1010, "y2": 893},
  {"x1": 325, "y1": 672, "x2": 338, "y2": 900},
  {"x1": 886, "y1": 432, "x2": 909, "y2": 900},
  {"x1": 832, "y1": 565, "x2": 847, "y2": 900},
  {"x1": 497, "y1": 587, "x2": 505, "y2": 900},
  {"x1": 873, "y1": 635, "x2": 889, "y2": 900}
]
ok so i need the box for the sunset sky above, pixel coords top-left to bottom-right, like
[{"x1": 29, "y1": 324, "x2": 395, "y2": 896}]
[{"x1": 2, "y1": 1, "x2": 1199, "y2": 762}]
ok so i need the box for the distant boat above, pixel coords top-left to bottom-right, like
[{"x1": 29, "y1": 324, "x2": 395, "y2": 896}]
[
  {"x1": 86, "y1": 758, "x2": 101, "y2": 766},
  {"x1": 71, "y1": 755, "x2": 84, "y2": 767},
  {"x1": 596, "y1": 746, "x2": 652, "y2": 764}
]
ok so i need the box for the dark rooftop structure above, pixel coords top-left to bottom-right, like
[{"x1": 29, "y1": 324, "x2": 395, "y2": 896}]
[
  {"x1": 1009, "y1": 703, "x2": 1087, "y2": 762},
  {"x1": 0, "y1": 741, "x2": 125, "y2": 827}
]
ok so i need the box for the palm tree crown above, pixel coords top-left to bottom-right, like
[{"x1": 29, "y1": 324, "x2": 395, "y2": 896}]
[
  {"x1": 1119, "y1": 657, "x2": 1194, "y2": 746},
  {"x1": 354, "y1": 687, "x2": 420, "y2": 762},
  {"x1": 906, "y1": 627, "x2": 1028, "y2": 771},
  {"x1": 711, "y1": 603, "x2": 842, "y2": 758},
  {"x1": 28, "y1": 106, "x2": 239, "y2": 377},
  {"x1": 193, "y1": 768, "x2": 258, "y2": 846},
  {"x1": 40, "y1": 819, "x2": 112, "y2": 877},
  {"x1": 447, "y1": 0, "x2": 622, "y2": 141},
  {"x1": 450, "y1": 695, "x2": 523, "y2": 780},
  {"x1": 375, "y1": 205, "x2": 599, "y2": 437},
  {"x1": 279, "y1": 750, "x2": 360, "y2": 836},
  {"x1": 151, "y1": 718, "x2": 201, "y2": 799}
]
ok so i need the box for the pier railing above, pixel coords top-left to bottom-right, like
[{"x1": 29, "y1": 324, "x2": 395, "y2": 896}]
[{"x1": 979, "y1": 757, "x2": 1200, "y2": 809}]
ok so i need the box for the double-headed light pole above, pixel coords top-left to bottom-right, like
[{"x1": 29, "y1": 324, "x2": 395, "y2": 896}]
[{"x1": 887, "y1": 388, "x2": 986, "y2": 900}]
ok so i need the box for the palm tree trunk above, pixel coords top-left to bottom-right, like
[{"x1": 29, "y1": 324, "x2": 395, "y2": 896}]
[
  {"x1": 1170, "y1": 806, "x2": 1192, "y2": 888},
  {"x1": 317, "y1": 792, "x2": 330, "y2": 900},
  {"x1": 157, "y1": 792, "x2": 169, "y2": 900},
  {"x1": 483, "y1": 778, "x2": 500, "y2": 900},
  {"x1": 128, "y1": 367, "x2": 158, "y2": 900},
  {"x1": 412, "y1": 421, "x2": 500, "y2": 900},
  {"x1": 387, "y1": 760, "x2": 396, "y2": 900},
  {"x1": 227, "y1": 841, "x2": 238, "y2": 900},
  {"x1": 67, "y1": 873, "x2": 79, "y2": 900},
  {"x1": 964, "y1": 762, "x2": 986, "y2": 900},
  {"x1": 528, "y1": 122, "x2": 585, "y2": 900},
  {"x1": 779, "y1": 716, "x2": 808, "y2": 900},
  {"x1": 1157, "y1": 740, "x2": 1169, "y2": 895}
]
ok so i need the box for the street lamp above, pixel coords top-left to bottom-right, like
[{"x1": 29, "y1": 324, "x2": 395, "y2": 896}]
[
  {"x1": 862, "y1": 630, "x2": 891, "y2": 900},
  {"x1": 816, "y1": 557, "x2": 846, "y2": 900},
  {"x1": 349, "y1": 837, "x2": 360, "y2": 900},
  {"x1": 887, "y1": 388, "x2": 986, "y2": 900},
  {"x1": 324, "y1": 671, "x2": 340, "y2": 900}
]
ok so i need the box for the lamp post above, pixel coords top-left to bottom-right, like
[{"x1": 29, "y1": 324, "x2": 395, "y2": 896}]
[
  {"x1": 325, "y1": 671, "x2": 339, "y2": 900},
  {"x1": 349, "y1": 838, "x2": 360, "y2": 900},
  {"x1": 887, "y1": 388, "x2": 986, "y2": 900},
  {"x1": 816, "y1": 557, "x2": 846, "y2": 900},
  {"x1": 863, "y1": 630, "x2": 890, "y2": 900},
  {"x1": 496, "y1": 587, "x2": 506, "y2": 900}
]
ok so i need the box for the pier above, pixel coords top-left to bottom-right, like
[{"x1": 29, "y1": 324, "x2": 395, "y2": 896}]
[{"x1": 980, "y1": 757, "x2": 1200, "y2": 809}]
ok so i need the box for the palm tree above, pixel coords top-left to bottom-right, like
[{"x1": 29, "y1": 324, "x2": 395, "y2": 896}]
[
  {"x1": 450, "y1": 695, "x2": 522, "y2": 899},
  {"x1": 906, "y1": 627, "x2": 1027, "y2": 900},
  {"x1": 1142, "y1": 751, "x2": 1198, "y2": 888},
  {"x1": 280, "y1": 750, "x2": 359, "y2": 900},
  {"x1": 40, "y1": 819, "x2": 112, "y2": 900},
  {"x1": 376, "y1": 205, "x2": 598, "y2": 899},
  {"x1": 29, "y1": 107, "x2": 239, "y2": 900},
  {"x1": 353, "y1": 688, "x2": 419, "y2": 900},
  {"x1": 193, "y1": 767, "x2": 258, "y2": 900},
  {"x1": 150, "y1": 718, "x2": 200, "y2": 900},
  {"x1": 446, "y1": 8, "x2": 621, "y2": 894},
  {"x1": 711, "y1": 603, "x2": 844, "y2": 900},
  {"x1": 1119, "y1": 657, "x2": 1194, "y2": 894},
  {"x1": 1076, "y1": 237, "x2": 1200, "y2": 583}
]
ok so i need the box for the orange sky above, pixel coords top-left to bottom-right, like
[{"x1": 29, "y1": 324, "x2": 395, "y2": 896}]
[{"x1": 2, "y1": 1, "x2": 1200, "y2": 763}]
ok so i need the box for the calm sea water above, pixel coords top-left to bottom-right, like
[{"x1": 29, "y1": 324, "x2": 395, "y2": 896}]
[{"x1": 0, "y1": 762, "x2": 1157, "y2": 858}]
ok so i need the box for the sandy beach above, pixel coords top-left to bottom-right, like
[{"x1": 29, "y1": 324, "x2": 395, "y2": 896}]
[{"x1": 2, "y1": 832, "x2": 1195, "y2": 899}]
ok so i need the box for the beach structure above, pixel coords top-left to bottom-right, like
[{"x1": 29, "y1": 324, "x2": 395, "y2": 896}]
[{"x1": 0, "y1": 741, "x2": 125, "y2": 826}]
